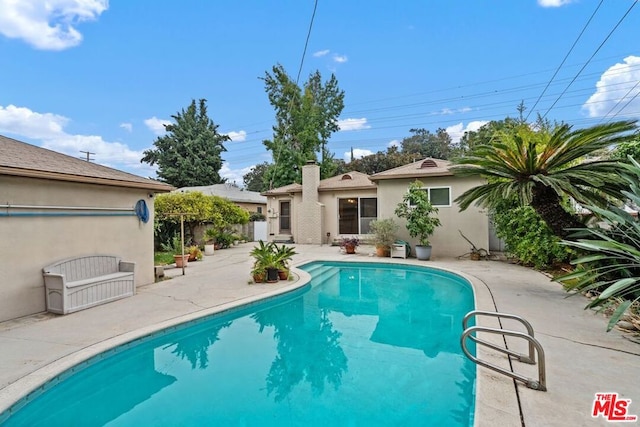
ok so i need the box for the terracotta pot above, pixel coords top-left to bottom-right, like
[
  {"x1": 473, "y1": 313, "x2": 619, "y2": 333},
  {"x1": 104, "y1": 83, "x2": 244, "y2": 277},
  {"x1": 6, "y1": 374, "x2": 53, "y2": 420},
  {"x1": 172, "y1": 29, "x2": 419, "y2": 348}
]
[
  {"x1": 278, "y1": 269, "x2": 289, "y2": 280},
  {"x1": 345, "y1": 244, "x2": 356, "y2": 254},
  {"x1": 253, "y1": 272, "x2": 265, "y2": 283},
  {"x1": 376, "y1": 245, "x2": 390, "y2": 257},
  {"x1": 174, "y1": 254, "x2": 189, "y2": 268}
]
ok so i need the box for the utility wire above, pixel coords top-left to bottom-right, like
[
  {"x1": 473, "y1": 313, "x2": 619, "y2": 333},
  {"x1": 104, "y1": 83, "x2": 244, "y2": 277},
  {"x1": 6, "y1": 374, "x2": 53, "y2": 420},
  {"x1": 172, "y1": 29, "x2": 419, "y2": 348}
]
[
  {"x1": 541, "y1": 0, "x2": 638, "y2": 119},
  {"x1": 606, "y1": 82, "x2": 640, "y2": 122},
  {"x1": 526, "y1": 0, "x2": 604, "y2": 121}
]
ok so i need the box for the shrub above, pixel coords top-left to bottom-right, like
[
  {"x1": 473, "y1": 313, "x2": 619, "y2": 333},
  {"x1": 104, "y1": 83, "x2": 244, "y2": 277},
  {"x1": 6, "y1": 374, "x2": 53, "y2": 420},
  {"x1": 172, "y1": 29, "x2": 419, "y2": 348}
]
[{"x1": 491, "y1": 198, "x2": 571, "y2": 269}]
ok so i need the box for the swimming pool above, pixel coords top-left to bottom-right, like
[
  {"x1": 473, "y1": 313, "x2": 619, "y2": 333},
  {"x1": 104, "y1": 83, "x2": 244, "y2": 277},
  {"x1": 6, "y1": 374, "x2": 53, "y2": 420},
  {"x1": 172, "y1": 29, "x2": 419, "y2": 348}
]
[{"x1": 1, "y1": 261, "x2": 476, "y2": 426}]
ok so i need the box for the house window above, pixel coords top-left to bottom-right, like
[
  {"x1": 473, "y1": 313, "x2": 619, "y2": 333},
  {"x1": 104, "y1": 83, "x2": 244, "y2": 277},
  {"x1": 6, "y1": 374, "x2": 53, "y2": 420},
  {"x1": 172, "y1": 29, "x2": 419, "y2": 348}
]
[
  {"x1": 409, "y1": 187, "x2": 451, "y2": 207},
  {"x1": 257, "y1": 207, "x2": 263, "y2": 214},
  {"x1": 338, "y1": 197, "x2": 377, "y2": 234}
]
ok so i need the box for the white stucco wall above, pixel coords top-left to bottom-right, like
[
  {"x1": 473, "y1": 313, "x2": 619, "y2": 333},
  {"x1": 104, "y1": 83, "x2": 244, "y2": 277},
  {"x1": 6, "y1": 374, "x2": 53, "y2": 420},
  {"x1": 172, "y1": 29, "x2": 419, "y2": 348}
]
[
  {"x1": 0, "y1": 176, "x2": 157, "y2": 322},
  {"x1": 375, "y1": 176, "x2": 489, "y2": 258}
]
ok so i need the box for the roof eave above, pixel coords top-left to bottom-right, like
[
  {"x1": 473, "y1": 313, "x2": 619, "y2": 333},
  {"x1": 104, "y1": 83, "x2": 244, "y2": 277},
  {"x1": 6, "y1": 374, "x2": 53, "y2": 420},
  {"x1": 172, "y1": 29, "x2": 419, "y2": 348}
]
[
  {"x1": 0, "y1": 166, "x2": 174, "y2": 192},
  {"x1": 369, "y1": 171, "x2": 454, "y2": 181}
]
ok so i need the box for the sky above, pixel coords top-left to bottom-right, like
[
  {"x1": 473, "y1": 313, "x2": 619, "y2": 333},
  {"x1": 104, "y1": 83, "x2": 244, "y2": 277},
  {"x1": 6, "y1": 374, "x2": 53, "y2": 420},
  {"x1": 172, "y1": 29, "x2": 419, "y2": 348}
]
[{"x1": 1, "y1": 0, "x2": 639, "y2": 186}]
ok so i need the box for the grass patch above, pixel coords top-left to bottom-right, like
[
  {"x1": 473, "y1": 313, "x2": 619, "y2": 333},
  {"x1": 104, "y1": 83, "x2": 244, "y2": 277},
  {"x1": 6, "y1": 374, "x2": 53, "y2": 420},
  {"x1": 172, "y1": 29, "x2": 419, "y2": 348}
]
[{"x1": 155, "y1": 251, "x2": 175, "y2": 266}]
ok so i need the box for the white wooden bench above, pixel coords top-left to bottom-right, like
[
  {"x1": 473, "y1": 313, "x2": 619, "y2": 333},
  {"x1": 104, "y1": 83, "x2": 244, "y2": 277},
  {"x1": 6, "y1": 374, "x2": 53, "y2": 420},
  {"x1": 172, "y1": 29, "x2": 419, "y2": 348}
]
[{"x1": 43, "y1": 255, "x2": 135, "y2": 314}]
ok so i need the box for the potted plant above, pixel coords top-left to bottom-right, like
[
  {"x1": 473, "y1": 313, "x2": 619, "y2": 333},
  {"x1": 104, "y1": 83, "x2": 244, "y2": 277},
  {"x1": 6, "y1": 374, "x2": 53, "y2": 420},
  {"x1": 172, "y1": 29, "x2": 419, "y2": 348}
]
[
  {"x1": 162, "y1": 235, "x2": 189, "y2": 267},
  {"x1": 395, "y1": 180, "x2": 441, "y2": 260},
  {"x1": 369, "y1": 218, "x2": 398, "y2": 257},
  {"x1": 188, "y1": 245, "x2": 203, "y2": 262},
  {"x1": 250, "y1": 240, "x2": 280, "y2": 283},
  {"x1": 274, "y1": 243, "x2": 297, "y2": 280},
  {"x1": 203, "y1": 228, "x2": 216, "y2": 256},
  {"x1": 340, "y1": 237, "x2": 360, "y2": 254}
]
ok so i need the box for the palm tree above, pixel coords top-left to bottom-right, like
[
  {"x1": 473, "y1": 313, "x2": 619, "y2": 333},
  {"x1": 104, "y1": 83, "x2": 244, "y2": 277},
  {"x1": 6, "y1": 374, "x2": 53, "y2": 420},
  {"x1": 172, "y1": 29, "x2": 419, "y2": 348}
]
[{"x1": 452, "y1": 120, "x2": 638, "y2": 239}]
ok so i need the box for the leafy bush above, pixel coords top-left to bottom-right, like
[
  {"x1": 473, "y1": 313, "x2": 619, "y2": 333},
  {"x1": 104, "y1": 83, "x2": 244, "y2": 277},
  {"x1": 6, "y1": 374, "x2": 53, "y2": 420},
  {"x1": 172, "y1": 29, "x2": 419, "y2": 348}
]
[
  {"x1": 491, "y1": 198, "x2": 571, "y2": 269},
  {"x1": 249, "y1": 211, "x2": 266, "y2": 222},
  {"x1": 557, "y1": 157, "x2": 640, "y2": 330}
]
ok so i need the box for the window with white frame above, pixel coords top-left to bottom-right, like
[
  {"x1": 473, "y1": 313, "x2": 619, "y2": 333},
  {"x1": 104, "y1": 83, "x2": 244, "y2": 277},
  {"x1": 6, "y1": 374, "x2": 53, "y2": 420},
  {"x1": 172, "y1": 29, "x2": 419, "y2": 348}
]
[
  {"x1": 338, "y1": 197, "x2": 378, "y2": 234},
  {"x1": 409, "y1": 186, "x2": 451, "y2": 207}
]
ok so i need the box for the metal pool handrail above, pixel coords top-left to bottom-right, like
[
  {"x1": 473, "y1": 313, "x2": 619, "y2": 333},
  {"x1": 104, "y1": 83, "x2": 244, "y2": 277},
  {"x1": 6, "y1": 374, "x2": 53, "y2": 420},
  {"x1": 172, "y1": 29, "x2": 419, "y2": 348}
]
[{"x1": 461, "y1": 311, "x2": 547, "y2": 391}]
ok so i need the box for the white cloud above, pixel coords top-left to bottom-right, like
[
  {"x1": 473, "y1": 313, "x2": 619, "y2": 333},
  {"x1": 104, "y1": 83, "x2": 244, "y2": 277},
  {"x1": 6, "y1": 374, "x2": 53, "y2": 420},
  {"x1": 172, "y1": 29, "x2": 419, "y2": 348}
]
[
  {"x1": 0, "y1": 0, "x2": 108, "y2": 50},
  {"x1": 333, "y1": 54, "x2": 348, "y2": 63},
  {"x1": 338, "y1": 118, "x2": 370, "y2": 131},
  {"x1": 537, "y1": 0, "x2": 575, "y2": 7},
  {"x1": 446, "y1": 121, "x2": 488, "y2": 144},
  {"x1": 144, "y1": 116, "x2": 171, "y2": 135},
  {"x1": 0, "y1": 103, "x2": 149, "y2": 174},
  {"x1": 583, "y1": 56, "x2": 640, "y2": 119},
  {"x1": 220, "y1": 162, "x2": 255, "y2": 187},
  {"x1": 388, "y1": 139, "x2": 400, "y2": 148},
  {"x1": 313, "y1": 49, "x2": 330, "y2": 57},
  {"x1": 226, "y1": 130, "x2": 247, "y2": 142},
  {"x1": 120, "y1": 122, "x2": 133, "y2": 132},
  {"x1": 343, "y1": 148, "x2": 373, "y2": 162},
  {"x1": 429, "y1": 106, "x2": 473, "y2": 116}
]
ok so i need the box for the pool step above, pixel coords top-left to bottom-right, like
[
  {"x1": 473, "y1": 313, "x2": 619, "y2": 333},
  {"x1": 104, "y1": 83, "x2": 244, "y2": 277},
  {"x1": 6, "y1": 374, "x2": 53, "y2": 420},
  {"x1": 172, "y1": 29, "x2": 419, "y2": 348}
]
[{"x1": 308, "y1": 265, "x2": 339, "y2": 286}]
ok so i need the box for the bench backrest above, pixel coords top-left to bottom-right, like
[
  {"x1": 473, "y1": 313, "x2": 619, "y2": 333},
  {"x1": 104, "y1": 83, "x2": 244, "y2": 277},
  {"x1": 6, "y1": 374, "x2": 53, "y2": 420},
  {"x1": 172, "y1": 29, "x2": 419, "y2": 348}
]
[{"x1": 44, "y1": 256, "x2": 121, "y2": 282}]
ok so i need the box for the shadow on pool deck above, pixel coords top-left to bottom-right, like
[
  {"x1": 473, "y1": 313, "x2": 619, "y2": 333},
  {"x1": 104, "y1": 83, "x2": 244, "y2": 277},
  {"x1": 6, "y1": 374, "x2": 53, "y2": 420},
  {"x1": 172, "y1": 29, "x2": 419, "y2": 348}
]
[{"x1": 0, "y1": 243, "x2": 638, "y2": 426}]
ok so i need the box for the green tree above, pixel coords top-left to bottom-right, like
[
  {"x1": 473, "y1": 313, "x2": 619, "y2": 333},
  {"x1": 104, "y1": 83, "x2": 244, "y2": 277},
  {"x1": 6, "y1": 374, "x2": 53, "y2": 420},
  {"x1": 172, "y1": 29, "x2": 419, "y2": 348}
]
[
  {"x1": 141, "y1": 99, "x2": 229, "y2": 187},
  {"x1": 154, "y1": 191, "x2": 249, "y2": 245},
  {"x1": 243, "y1": 162, "x2": 271, "y2": 192},
  {"x1": 261, "y1": 64, "x2": 344, "y2": 188},
  {"x1": 453, "y1": 120, "x2": 638, "y2": 239},
  {"x1": 400, "y1": 128, "x2": 453, "y2": 159},
  {"x1": 345, "y1": 146, "x2": 415, "y2": 175}
]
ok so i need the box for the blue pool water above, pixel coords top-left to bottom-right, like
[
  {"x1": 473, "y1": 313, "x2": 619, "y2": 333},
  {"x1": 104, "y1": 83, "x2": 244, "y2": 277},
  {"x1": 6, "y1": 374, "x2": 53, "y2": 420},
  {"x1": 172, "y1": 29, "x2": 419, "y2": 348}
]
[{"x1": 1, "y1": 261, "x2": 476, "y2": 426}]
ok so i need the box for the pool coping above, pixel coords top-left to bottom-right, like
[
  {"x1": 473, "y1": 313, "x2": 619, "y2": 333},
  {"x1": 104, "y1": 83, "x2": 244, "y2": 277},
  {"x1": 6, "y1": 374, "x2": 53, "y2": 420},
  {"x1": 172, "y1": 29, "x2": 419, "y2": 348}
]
[{"x1": 0, "y1": 257, "x2": 519, "y2": 425}]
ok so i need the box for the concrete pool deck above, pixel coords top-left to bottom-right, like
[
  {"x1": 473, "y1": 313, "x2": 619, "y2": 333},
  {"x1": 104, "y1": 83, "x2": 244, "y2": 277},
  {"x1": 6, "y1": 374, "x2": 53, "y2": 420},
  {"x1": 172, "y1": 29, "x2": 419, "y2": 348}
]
[{"x1": 0, "y1": 243, "x2": 638, "y2": 426}]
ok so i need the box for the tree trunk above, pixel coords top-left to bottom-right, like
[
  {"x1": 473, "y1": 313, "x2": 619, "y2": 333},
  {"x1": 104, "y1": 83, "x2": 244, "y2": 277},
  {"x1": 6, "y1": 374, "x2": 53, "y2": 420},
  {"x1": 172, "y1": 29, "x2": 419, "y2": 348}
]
[{"x1": 530, "y1": 185, "x2": 584, "y2": 240}]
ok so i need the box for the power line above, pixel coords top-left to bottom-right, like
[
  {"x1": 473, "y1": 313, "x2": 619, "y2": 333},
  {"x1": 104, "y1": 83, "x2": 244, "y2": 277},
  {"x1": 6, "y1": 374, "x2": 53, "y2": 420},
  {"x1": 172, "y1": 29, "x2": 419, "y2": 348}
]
[
  {"x1": 295, "y1": 0, "x2": 319, "y2": 85},
  {"x1": 526, "y1": 0, "x2": 604, "y2": 121},
  {"x1": 541, "y1": 0, "x2": 638, "y2": 119}
]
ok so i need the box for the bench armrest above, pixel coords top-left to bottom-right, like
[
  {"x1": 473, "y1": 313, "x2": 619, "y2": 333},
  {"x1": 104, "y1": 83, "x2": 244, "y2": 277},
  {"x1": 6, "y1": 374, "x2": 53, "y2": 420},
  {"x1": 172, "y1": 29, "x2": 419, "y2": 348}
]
[
  {"x1": 43, "y1": 273, "x2": 65, "y2": 289},
  {"x1": 119, "y1": 261, "x2": 135, "y2": 273}
]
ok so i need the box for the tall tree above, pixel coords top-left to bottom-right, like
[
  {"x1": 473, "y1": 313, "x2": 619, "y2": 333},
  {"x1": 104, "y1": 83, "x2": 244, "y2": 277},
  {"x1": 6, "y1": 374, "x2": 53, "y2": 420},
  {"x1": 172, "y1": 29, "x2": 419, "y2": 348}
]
[
  {"x1": 243, "y1": 162, "x2": 271, "y2": 192},
  {"x1": 453, "y1": 120, "x2": 638, "y2": 239},
  {"x1": 141, "y1": 99, "x2": 229, "y2": 187},
  {"x1": 400, "y1": 128, "x2": 453, "y2": 159},
  {"x1": 345, "y1": 146, "x2": 415, "y2": 175},
  {"x1": 261, "y1": 64, "x2": 344, "y2": 189}
]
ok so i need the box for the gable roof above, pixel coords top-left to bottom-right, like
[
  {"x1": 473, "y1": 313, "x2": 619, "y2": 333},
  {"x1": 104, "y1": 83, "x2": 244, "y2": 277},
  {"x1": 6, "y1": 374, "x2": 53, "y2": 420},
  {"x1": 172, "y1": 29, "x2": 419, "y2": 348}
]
[
  {"x1": 318, "y1": 171, "x2": 376, "y2": 191},
  {"x1": 369, "y1": 158, "x2": 453, "y2": 181},
  {"x1": 177, "y1": 184, "x2": 266, "y2": 204},
  {"x1": 0, "y1": 134, "x2": 173, "y2": 192},
  {"x1": 262, "y1": 171, "x2": 376, "y2": 196}
]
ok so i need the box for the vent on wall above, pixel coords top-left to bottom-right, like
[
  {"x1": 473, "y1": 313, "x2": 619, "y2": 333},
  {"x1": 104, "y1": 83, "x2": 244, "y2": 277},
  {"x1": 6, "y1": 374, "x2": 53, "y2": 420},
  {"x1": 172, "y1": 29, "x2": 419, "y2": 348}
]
[
  {"x1": 420, "y1": 159, "x2": 437, "y2": 168},
  {"x1": 341, "y1": 174, "x2": 353, "y2": 180}
]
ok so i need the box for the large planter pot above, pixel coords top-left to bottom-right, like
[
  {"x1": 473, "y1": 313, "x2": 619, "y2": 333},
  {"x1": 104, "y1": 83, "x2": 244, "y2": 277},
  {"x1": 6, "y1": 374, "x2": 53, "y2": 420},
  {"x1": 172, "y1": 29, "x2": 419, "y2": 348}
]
[
  {"x1": 204, "y1": 244, "x2": 215, "y2": 256},
  {"x1": 174, "y1": 254, "x2": 189, "y2": 268},
  {"x1": 415, "y1": 245, "x2": 432, "y2": 261},
  {"x1": 376, "y1": 245, "x2": 390, "y2": 257},
  {"x1": 266, "y1": 267, "x2": 279, "y2": 283}
]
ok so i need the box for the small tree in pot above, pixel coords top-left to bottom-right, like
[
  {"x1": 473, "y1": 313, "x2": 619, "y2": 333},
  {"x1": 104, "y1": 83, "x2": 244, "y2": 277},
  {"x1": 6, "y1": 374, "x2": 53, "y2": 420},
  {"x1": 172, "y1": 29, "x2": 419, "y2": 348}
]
[
  {"x1": 395, "y1": 180, "x2": 441, "y2": 260},
  {"x1": 369, "y1": 218, "x2": 398, "y2": 257}
]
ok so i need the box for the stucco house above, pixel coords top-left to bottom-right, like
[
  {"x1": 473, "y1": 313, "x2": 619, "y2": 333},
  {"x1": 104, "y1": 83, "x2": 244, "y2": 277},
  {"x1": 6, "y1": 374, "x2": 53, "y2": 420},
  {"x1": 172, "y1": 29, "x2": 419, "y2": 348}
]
[
  {"x1": 0, "y1": 135, "x2": 173, "y2": 322},
  {"x1": 263, "y1": 158, "x2": 489, "y2": 257}
]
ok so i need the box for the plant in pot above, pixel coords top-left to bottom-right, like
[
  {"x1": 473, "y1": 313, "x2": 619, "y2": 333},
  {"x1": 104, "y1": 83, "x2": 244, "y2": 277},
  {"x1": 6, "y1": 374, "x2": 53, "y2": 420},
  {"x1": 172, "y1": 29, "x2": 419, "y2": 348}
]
[
  {"x1": 369, "y1": 218, "x2": 398, "y2": 257},
  {"x1": 161, "y1": 235, "x2": 189, "y2": 267},
  {"x1": 340, "y1": 237, "x2": 360, "y2": 254},
  {"x1": 394, "y1": 180, "x2": 441, "y2": 260},
  {"x1": 188, "y1": 245, "x2": 203, "y2": 262},
  {"x1": 250, "y1": 240, "x2": 279, "y2": 283},
  {"x1": 274, "y1": 243, "x2": 297, "y2": 280},
  {"x1": 203, "y1": 228, "x2": 216, "y2": 256}
]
